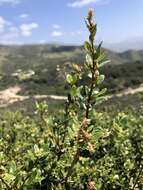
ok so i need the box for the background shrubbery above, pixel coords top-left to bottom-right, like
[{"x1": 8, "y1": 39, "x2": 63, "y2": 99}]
[{"x1": 1, "y1": 109, "x2": 143, "y2": 189}]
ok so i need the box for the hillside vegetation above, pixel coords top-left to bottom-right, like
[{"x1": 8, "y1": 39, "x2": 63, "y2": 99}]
[
  {"x1": 0, "y1": 45, "x2": 143, "y2": 96},
  {"x1": 0, "y1": 44, "x2": 143, "y2": 114}
]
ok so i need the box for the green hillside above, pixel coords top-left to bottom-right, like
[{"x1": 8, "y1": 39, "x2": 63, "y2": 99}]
[{"x1": 0, "y1": 44, "x2": 143, "y2": 95}]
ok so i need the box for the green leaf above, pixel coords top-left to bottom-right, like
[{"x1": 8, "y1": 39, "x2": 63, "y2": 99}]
[
  {"x1": 92, "y1": 88, "x2": 107, "y2": 98},
  {"x1": 4, "y1": 173, "x2": 15, "y2": 183},
  {"x1": 95, "y1": 41, "x2": 103, "y2": 59},
  {"x1": 94, "y1": 42, "x2": 102, "y2": 60},
  {"x1": 88, "y1": 73, "x2": 92, "y2": 78},
  {"x1": 98, "y1": 88, "x2": 107, "y2": 96},
  {"x1": 14, "y1": 174, "x2": 22, "y2": 187},
  {"x1": 9, "y1": 161, "x2": 16, "y2": 174},
  {"x1": 72, "y1": 63, "x2": 81, "y2": 72},
  {"x1": 94, "y1": 128, "x2": 105, "y2": 139},
  {"x1": 70, "y1": 85, "x2": 79, "y2": 97},
  {"x1": 97, "y1": 52, "x2": 106, "y2": 62},
  {"x1": 26, "y1": 170, "x2": 37, "y2": 185},
  {"x1": 66, "y1": 74, "x2": 78, "y2": 84},
  {"x1": 95, "y1": 96, "x2": 108, "y2": 105},
  {"x1": 86, "y1": 54, "x2": 92, "y2": 66},
  {"x1": 34, "y1": 144, "x2": 39, "y2": 153},
  {"x1": 99, "y1": 60, "x2": 110, "y2": 68},
  {"x1": 84, "y1": 41, "x2": 91, "y2": 52},
  {"x1": 66, "y1": 74, "x2": 73, "y2": 84},
  {"x1": 97, "y1": 75, "x2": 105, "y2": 85},
  {"x1": 89, "y1": 24, "x2": 97, "y2": 42},
  {"x1": 92, "y1": 89, "x2": 99, "y2": 96}
]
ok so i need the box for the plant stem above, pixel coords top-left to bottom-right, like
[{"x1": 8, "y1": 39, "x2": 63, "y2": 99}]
[
  {"x1": 85, "y1": 72, "x2": 94, "y2": 118},
  {"x1": 85, "y1": 50, "x2": 96, "y2": 118},
  {"x1": 64, "y1": 151, "x2": 79, "y2": 183},
  {"x1": 132, "y1": 164, "x2": 143, "y2": 190}
]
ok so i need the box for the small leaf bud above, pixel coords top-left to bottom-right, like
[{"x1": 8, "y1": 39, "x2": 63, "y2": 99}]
[
  {"x1": 88, "y1": 9, "x2": 94, "y2": 20},
  {"x1": 95, "y1": 70, "x2": 100, "y2": 76}
]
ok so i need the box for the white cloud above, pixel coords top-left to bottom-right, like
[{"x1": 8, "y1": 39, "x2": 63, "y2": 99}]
[
  {"x1": 51, "y1": 31, "x2": 64, "y2": 37},
  {"x1": 0, "y1": 27, "x2": 19, "y2": 44},
  {"x1": 39, "y1": 40, "x2": 46, "y2": 44},
  {"x1": 71, "y1": 30, "x2": 83, "y2": 36},
  {"x1": 68, "y1": 0, "x2": 107, "y2": 7},
  {"x1": 53, "y1": 24, "x2": 61, "y2": 29},
  {"x1": 20, "y1": 14, "x2": 29, "y2": 19},
  {"x1": 20, "y1": 23, "x2": 39, "y2": 37},
  {"x1": 0, "y1": 17, "x2": 6, "y2": 31},
  {"x1": 0, "y1": 16, "x2": 39, "y2": 44},
  {"x1": 9, "y1": 26, "x2": 19, "y2": 33},
  {"x1": 0, "y1": 0, "x2": 21, "y2": 5},
  {"x1": 0, "y1": 16, "x2": 19, "y2": 44},
  {"x1": 0, "y1": 16, "x2": 10, "y2": 32}
]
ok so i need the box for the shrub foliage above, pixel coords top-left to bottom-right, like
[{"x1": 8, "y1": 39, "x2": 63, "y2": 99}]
[{"x1": 0, "y1": 10, "x2": 143, "y2": 190}]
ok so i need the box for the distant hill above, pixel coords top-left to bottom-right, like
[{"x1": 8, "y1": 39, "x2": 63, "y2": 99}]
[
  {"x1": 104, "y1": 37, "x2": 143, "y2": 52},
  {"x1": 0, "y1": 44, "x2": 143, "y2": 95}
]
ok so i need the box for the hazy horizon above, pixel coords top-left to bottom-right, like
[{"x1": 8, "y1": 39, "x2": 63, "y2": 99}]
[{"x1": 0, "y1": 39, "x2": 142, "y2": 53}]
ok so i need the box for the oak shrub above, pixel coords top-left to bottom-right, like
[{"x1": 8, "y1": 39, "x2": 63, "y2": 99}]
[{"x1": 0, "y1": 10, "x2": 143, "y2": 190}]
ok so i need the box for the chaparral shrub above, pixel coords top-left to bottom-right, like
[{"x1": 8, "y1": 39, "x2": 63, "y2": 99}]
[{"x1": 0, "y1": 10, "x2": 143, "y2": 190}]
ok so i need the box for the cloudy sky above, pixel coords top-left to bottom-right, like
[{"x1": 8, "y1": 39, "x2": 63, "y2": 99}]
[{"x1": 0, "y1": 0, "x2": 142, "y2": 47}]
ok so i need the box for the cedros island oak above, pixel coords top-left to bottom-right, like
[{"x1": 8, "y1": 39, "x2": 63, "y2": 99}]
[{"x1": 0, "y1": 10, "x2": 143, "y2": 190}]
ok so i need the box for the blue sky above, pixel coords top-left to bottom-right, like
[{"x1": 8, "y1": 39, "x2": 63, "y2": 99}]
[{"x1": 0, "y1": 0, "x2": 142, "y2": 48}]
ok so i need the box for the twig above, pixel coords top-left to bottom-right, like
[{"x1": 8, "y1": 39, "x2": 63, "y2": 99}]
[{"x1": 132, "y1": 164, "x2": 143, "y2": 190}]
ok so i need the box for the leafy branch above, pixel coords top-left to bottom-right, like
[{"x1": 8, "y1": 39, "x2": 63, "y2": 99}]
[{"x1": 62, "y1": 9, "x2": 108, "y2": 188}]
